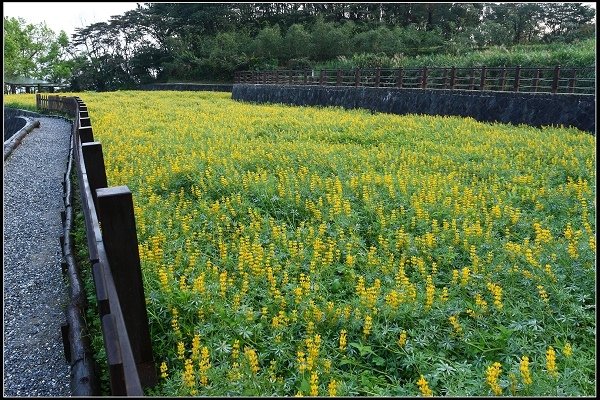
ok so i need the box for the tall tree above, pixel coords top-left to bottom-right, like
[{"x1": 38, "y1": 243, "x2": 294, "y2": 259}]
[{"x1": 4, "y1": 16, "x2": 71, "y2": 82}]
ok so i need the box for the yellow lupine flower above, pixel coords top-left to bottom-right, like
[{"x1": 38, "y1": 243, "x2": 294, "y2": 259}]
[
  {"x1": 486, "y1": 362, "x2": 502, "y2": 395},
  {"x1": 520, "y1": 356, "x2": 532, "y2": 385},
  {"x1": 310, "y1": 371, "x2": 319, "y2": 396},
  {"x1": 327, "y1": 379, "x2": 338, "y2": 397},
  {"x1": 160, "y1": 361, "x2": 168, "y2": 379},
  {"x1": 339, "y1": 329, "x2": 347, "y2": 351},
  {"x1": 363, "y1": 314, "x2": 373, "y2": 337},
  {"x1": 398, "y1": 330, "x2": 407, "y2": 347},
  {"x1": 563, "y1": 342, "x2": 573, "y2": 357},
  {"x1": 416, "y1": 375, "x2": 433, "y2": 397},
  {"x1": 546, "y1": 346, "x2": 558, "y2": 377}
]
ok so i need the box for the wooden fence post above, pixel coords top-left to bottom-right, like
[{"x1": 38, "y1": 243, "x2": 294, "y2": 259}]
[
  {"x1": 533, "y1": 68, "x2": 540, "y2": 92},
  {"x1": 396, "y1": 68, "x2": 404, "y2": 88},
  {"x1": 513, "y1": 65, "x2": 521, "y2": 92},
  {"x1": 355, "y1": 68, "x2": 361, "y2": 87},
  {"x1": 79, "y1": 127, "x2": 94, "y2": 143},
  {"x1": 375, "y1": 67, "x2": 381, "y2": 87},
  {"x1": 304, "y1": 70, "x2": 308, "y2": 85},
  {"x1": 569, "y1": 69, "x2": 576, "y2": 93},
  {"x1": 421, "y1": 67, "x2": 428, "y2": 89},
  {"x1": 498, "y1": 66, "x2": 506, "y2": 91},
  {"x1": 96, "y1": 186, "x2": 157, "y2": 388},
  {"x1": 450, "y1": 66, "x2": 456, "y2": 90},
  {"x1": 469, "y1": 68, "x2": 475, "y2": 90},
  {"x1": 479, "y1": 66, "x2": 487, "y2": 91},
  {"x1": 442, "y1": 68, "x2": 448, "y2": 89},
  {"x1": 319, "y1": 70, "x2": 325, "y2": 85},
  {"x1": 81, "y1": 142, "x2": 108, "y2": 210},
  {"x1": 552, "y1": 65, "x2": 560, "y2": 93}
]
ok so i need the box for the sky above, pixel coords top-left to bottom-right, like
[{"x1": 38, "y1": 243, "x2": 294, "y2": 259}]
[
  {"x1": 3, "y1": 2, "x2": 141, "y2": 38},
  {"x1": 3, "y1": 2, "x2": 597, "y2": 39}
]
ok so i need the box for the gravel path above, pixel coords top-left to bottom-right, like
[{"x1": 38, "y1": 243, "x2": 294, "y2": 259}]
[{"x1": 3, "y1": 117, "x2": 72, "y2": 396}]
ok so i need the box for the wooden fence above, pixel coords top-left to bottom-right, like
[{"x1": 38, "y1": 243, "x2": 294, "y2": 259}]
[
  {"x1": 36, "y1": 94, "x2": 157, "y2": 396},
  {"x1": 235, "y1": 65, "x2": 595, "y2": 95}
]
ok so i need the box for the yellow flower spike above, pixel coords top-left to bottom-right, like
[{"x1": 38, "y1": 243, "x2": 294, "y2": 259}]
[
  {"x1": 416, "y1": 375, "x2": 433, "y2": 397},
  {"x1": 520, "y1": 355, "x2": 532, "y2": 385},
  {"x1": 339, "y1": 329, "x2": 347, "y2": 351},
  {"x1": 448, "y1": 315, "x2": 462, "y2": 335},
  {"x1": 177, "y1": 341, "x2": 185, "y2": 360},
  {"x1": 309, "y1": 371, "x2": 319, "y2": 397},
  {"x1": 546, "y1": 346, "x2": 558, "y2": 377},
  {"x1": 198, "y1": 346, "x2": 211, "y2": 386},
  {"x1": 327, "y1": 379, "x2": 338, "y2": 397},
  {"x1": 485, "y1": 362, "x2": 503, "y2": 395},
  {"x1": 363, "y1": 314, "x2": 373, "y2": 337},
  {"x1": 244, "y1": 347, "x2": 260, "y2": 375},
  {"x1": 398, "y1": 330, "x2": 408, "y2": 347},
  {"x1": 563, "y1": 342, "x2": 573, "y2": 357},
  {"x1": 160, "y1": 361, "x2": 168, "y2": 379}
]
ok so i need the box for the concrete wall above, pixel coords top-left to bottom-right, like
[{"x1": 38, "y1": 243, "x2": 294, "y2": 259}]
[
  {"x1": 141, "y1": 83, "x2": 233, "y2": 92},
  {"x1": 232, "y1": 84, "x2": 595, "y2": 134}
]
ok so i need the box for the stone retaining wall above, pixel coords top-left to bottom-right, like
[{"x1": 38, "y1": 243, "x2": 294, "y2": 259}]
[{"x1": 232, "y1": 84, "x2": 595, "y2": 134}]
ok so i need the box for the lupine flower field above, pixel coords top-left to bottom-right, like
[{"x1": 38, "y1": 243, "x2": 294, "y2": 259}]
[{"x1": 5, "y1": 92, "x2": 596, "y2": 396}]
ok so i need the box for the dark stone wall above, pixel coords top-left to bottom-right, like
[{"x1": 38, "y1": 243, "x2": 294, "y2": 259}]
[
  {"x1": 232, "y1": 84, "x2": 595, "y2": 134},
  {"x1": 141, "y1": 83, "x2": 233, "y2": 92}
]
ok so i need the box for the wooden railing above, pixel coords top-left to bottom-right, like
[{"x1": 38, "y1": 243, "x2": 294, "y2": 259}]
[
  {"x1": 235, "y1": 65, "x2": 595, "y2": 95},
  {"x1": 37, "y1": 94, "x2": 157, "y2": 396}
]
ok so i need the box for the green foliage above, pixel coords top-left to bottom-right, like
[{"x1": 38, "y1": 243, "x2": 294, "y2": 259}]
[
  {"x1": 316, "y1": 38, "x2": 596, "y2": 71},
  {"x1": 11, "y1": 2, "x2": 590, "y2": 89},
  {"x1": 3, "y1": 16, "x2": 72, "y2": 82}
]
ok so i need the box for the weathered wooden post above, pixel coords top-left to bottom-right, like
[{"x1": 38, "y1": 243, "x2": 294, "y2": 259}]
[
  {"x1": 96, "y1": 186, "x2": 157, "y2": 388},
  {"x1": 442, "y1": 68, "x2": 448, "y2": 89},
  {"x1": 533, "y1": 68, "x2": 541, "y2": 92},
  {"x1": 568, "y1": 69, "x2": 576, "y2": 93},
  {"x1": 375, "y1": 67, "x2": 381, "y2": 87},
  {"x1": 396, "y1": 68, "x2": 404, "y2": 88},
  {"x1": 355, "y1": 68, "x2": 361, "y2": 87},
  {"x1": 479, "y1": 66, "x2": 487, "y2": 91},
  {"x1": 303, "y1": 70, "x2": 308, "y2": 85},
  {"x1": 552, "y1": 65, "x2": 560, "y2": 93},
  {"x1": 81, "y1": 142, "x2": 108, "y2": 210},
  {"x1": 513, "y1": 65, "x2": 521, "y2": 92},
  {"x1": 450, "y1": 66, "x2": 456, "y2": 90},
  {"x1": 336, "y1": 69, "x2": 342, "y2": 86},
  {"x1": 319, "y1": 70, "x2": 325, "y2": 85},
  {"x1": 421, "y1": 67, "x2": 428, "y2": 89},
  {"x1": 498, "y1": 66, "x2": 506, "y2": 91}
]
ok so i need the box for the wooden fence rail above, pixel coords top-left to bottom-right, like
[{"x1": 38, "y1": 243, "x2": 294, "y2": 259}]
[
  {"x1": 234, "y1": 65, "x2": 595, "y2": 95},
  {"x1": 36, "y1": 94, "x2": 157, "y2": 396}
]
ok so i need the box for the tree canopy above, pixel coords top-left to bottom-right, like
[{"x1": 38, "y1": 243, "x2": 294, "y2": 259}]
[
  {"x1": 4, "y1": 3, "x2": 596, "y2": 91},
  {"x1": 4, "y1": 16, "x2": 71, "y2": 83}
]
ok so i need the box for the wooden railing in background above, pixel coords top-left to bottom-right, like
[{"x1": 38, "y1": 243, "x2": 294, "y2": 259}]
[
  {"x1": 235, "y1": 65, "x2": 595, "y2": 95},
  {"x1": 36, "y1": 94, "x2": 157, "y2": 396}
]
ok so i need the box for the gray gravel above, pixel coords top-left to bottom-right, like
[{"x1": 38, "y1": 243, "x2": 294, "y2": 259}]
[{"x1": 3, "y1": 117, "x2": 72, "y2": 397}]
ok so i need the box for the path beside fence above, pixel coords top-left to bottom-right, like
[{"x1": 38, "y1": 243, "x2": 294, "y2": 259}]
[{"x1": 3, "y1": 116, "x2": 72, "y2": 396}]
